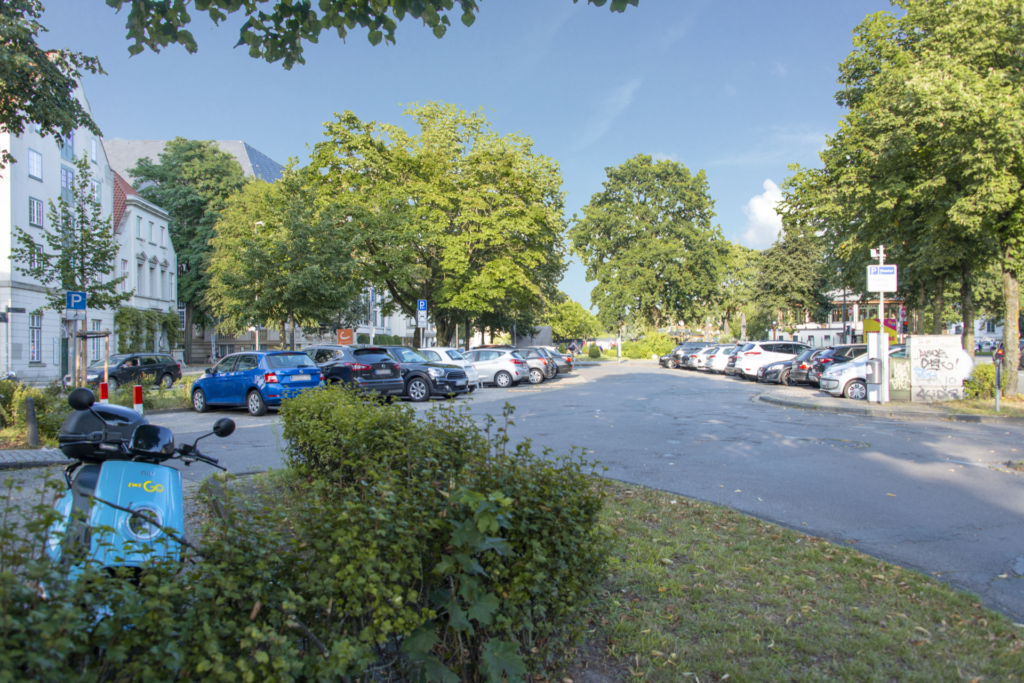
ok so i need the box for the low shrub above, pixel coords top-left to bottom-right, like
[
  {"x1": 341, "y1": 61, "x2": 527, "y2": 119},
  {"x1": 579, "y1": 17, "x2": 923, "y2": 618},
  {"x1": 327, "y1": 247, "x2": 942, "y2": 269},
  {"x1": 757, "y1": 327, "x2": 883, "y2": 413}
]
[
  {"x1": 1, "y1": 382, "x2": 69, "y2": 440},
  {"x1": 619, "y1": 332, "x2": 676, "y2": 359},
  {"x1": 558, "y1": 344, "x2": 567, "y2": 353},
  {"x1": 964, "y1": 363, "x2": 997, "y2": 399},
  {"x1": 588, "y1": 343, "x2": 601, "y2": 359}
]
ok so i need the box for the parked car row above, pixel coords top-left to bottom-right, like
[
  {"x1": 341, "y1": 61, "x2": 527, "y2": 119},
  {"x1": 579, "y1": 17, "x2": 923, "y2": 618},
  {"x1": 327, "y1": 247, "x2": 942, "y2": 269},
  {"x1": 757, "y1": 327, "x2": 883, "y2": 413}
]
[{"x1": 189, "y1": 344, "x2": 575, "y2": 415}]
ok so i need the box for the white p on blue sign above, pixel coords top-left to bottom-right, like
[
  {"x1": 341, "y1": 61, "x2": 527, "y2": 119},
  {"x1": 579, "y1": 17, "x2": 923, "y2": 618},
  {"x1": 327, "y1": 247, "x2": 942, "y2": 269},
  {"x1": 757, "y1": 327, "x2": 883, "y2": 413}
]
[
  {"x1": 416, "y1": 299, "x2": 427, "y2": 328},
  {"x1": 867, "y1": 265, "x2": 898, "y2": 292},
  {"x1": 66, "y1": 291, "x2": 87, "y2": 310}
]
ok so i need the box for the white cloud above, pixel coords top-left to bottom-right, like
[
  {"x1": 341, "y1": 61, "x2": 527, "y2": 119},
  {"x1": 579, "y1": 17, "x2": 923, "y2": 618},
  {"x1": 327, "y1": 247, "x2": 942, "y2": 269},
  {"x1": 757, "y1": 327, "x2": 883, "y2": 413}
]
[
  {"x1": 741, "y1": 179, "x2": 784, "y2": 249},
  {"x1": 574, "y1": 79, "x2": 642, "y2": 151},
  {"x1": 713, "y1": 127, "x2": 826, "y2": 167}
]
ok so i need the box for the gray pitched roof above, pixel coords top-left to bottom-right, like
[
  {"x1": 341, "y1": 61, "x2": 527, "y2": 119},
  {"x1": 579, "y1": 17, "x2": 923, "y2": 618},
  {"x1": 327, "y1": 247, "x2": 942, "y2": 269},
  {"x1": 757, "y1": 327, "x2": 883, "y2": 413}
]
[{"x1": 101, "y1": 140, "x2": 285, "y2": 184}]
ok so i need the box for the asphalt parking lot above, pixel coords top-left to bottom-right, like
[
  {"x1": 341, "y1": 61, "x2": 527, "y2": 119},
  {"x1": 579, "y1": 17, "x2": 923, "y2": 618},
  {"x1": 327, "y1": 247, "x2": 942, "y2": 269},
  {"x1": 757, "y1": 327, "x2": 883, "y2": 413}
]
[{"x1": 156, "y1": 361, "x2": 1024, "y2": 622}]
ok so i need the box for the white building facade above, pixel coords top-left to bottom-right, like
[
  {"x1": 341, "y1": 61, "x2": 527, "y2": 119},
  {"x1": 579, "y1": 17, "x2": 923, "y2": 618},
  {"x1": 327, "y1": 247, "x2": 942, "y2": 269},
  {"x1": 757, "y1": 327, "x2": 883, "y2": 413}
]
[{"x1": 0, "y1": 82, "x2": 176, "y2": 383}]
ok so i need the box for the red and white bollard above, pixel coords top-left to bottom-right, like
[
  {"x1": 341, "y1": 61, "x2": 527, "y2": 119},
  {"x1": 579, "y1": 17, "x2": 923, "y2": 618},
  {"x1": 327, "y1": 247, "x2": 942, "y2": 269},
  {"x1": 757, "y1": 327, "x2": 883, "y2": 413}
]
[
  {"x1": 133, "y1": 385, "x2": 144, "y2": 414},
  {"x1": 98, "y1": 382, "x2": 109, "y2": 404}
]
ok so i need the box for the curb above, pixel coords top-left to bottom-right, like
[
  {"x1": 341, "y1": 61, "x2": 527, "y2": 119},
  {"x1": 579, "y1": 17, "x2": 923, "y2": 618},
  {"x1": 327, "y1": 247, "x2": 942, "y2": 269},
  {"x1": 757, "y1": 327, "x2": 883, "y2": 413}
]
[
  {"x1": 758, "y1": 394, "x2": 1024, "y2": 424},
  {"x1": 0, "y1": 448, "x2": 67, "y2": 471},
  {"x1": 145, "y1": 407, "x2": 194, "y2": 416},
  {"x1": 0, "y1": 459, "x2": 66, "y2": 471}
]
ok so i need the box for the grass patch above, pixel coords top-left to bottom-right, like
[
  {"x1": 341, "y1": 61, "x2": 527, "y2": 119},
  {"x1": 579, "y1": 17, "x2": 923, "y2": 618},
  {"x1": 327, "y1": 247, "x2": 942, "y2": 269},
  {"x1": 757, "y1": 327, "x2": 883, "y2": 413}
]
[
  {"x1": 572, "y1": 481, "x2": 1024, "y2": 682},
  {"x1": 944, "y1": 395, "x2": 1024, "y2": 418}
]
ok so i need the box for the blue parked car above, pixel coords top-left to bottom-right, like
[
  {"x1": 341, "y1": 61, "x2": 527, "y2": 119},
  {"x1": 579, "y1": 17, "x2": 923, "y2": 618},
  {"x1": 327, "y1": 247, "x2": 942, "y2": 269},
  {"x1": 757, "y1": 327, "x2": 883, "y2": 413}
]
[{"x1": 191, "y1": 351, "x2": 324, "y2": 416}]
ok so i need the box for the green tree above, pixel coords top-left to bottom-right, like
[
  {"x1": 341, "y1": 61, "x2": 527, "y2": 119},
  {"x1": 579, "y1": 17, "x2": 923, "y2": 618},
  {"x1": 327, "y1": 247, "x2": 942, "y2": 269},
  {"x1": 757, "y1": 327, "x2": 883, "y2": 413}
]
[
  {"x1": 308, "y1": 102, "x2": 567, "y2": 347},
  {"x1": 547, "y1": 299, "x2": 601, "y2": 342},
  {"x1": 128, "y1": 138, "x2": 247, "y2": 364},
  {"x1": 104, "y1": 0, "x2": 637, "y2": 68},
  {"x1": 801, "y1": 0, "x2": 1023, "y2": 393},
  {"x1": 10, "y1": 155, "x2": 130, "y2": 310},
  {"x1": 717, "y1": 242, "x2": 760, "y2": 334},
  {"x1": 569, "y1": 154, "x2": 729, "y2": 333},
  {"x1": 0, "y1": 0, "x2": 103, "y2": 173},
  {"x1": 207, "y1": 172, "x2": 364, "y2": 348}
]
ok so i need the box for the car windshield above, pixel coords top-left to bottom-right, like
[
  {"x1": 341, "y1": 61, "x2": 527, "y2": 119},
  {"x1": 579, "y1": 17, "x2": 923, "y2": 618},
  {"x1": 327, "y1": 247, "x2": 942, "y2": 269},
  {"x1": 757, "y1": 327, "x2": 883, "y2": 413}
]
[
  {"x1": 265, "y1": 353, "x2": 317, "y2": 369},
  {"x1": 391, "y1": 347, "x2": 428, "y2": 363},
  {"x1": 795, "y1": 349, "x2": 814, "y2": 362},
  {"x1": 445, "y1": 350, "x2": 466, "y2": 361},
  {"x1": 90, "y1": 355, "x2": 131, "y2": 368}
]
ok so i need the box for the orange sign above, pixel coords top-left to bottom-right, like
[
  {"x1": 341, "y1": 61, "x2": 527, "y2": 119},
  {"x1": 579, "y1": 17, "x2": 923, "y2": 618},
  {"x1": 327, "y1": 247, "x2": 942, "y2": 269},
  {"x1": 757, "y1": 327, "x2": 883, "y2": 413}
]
[{"x1": 337, "y1": 328, "x2": 354, "y2": 345}]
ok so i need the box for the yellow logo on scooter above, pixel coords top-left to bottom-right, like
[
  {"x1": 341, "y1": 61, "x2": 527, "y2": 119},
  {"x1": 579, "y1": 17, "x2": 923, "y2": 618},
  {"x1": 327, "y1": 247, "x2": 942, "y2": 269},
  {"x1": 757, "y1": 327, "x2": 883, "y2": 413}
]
[{"x1": 128, "y1": 480, "x2": 164, "y2": 492}]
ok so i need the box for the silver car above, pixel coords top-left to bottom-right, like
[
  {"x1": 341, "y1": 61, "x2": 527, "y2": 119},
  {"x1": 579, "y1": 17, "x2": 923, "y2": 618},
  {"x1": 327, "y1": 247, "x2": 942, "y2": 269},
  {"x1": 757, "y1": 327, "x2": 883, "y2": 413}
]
[
  {"x1": 516, "y1": 348, "x2": 553, "y2": 383},
  {"x1": 419, "y1": 347, "x2": 483, "y2": 390},
  {"x1": 467, "y1": 348, "x2": 527, "y2": 387}
]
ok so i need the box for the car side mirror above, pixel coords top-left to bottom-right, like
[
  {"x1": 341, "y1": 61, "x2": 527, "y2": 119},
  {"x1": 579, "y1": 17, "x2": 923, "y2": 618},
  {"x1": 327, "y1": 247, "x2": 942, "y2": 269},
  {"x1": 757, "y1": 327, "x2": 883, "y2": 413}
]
[{"x1": 205, "y1": 367, "x2": 213, "y2": 375}]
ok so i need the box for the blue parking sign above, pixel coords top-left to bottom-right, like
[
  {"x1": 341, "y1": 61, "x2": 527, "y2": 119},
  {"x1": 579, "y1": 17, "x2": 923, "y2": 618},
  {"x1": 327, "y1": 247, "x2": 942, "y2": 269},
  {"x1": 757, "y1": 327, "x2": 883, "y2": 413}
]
[
  {"x1": 417, "y1": 299, "x2": 427, "y2": 312},
  {"x1": 66, "y1": 291, "x2": 87, "y2": 310}
]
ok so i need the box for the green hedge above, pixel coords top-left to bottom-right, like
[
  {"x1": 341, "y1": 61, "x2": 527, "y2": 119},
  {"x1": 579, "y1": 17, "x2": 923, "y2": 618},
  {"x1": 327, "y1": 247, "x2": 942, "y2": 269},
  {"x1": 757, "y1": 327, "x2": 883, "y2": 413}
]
[
  {"x1": 2, "y1": 385, "x2": 608, "y2": 683},
  {"x1": 964, "y1": 363, "x2": 997, "y2": 399},
  {"x1": 588, "y1": 343, "x2": 601, "y2": 359},
  {"x1": 619, "y1": 332, "x2": 677, "y2": 359}
]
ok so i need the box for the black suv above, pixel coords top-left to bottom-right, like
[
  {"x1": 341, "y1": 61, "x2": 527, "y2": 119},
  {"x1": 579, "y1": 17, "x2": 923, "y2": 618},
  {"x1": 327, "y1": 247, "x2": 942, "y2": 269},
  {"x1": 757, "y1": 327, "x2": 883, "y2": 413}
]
[
  {"x1": 85, "y1": 353, "x2": 182, "y2": 390},
  {"x1": 374, "y1": 346, "x2": 469, "y2": 402},
  {"x1": 303, "y1": 345, "x2": 405, "y2": 399}
]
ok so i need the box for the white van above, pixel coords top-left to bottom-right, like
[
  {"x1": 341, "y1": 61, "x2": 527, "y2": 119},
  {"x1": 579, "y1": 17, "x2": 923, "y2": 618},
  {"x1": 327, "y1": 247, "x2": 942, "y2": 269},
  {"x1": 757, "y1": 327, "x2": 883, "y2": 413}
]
[{"x1": 735, "y1": 341, "x2": 811, "y2": 380}]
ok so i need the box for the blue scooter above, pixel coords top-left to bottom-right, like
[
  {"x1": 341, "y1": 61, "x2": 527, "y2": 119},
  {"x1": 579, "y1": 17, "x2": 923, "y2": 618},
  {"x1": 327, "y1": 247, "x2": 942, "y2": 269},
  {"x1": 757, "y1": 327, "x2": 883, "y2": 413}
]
[{"x1": 48, "y1": 387, "x2": 233, "y2": 569}]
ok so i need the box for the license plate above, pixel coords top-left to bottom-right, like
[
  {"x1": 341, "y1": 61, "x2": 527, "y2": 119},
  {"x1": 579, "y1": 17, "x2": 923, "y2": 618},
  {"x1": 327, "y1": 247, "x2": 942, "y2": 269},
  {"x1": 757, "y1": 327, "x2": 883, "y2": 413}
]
[
  {"x1": 291, "y1": 374, "x2": 310, "y2": 382},
  {"x1": 374, "y1": 369, "x2": 390, "y2": 376},
  {"x1": 456, "y1": 380, "x2": 466, "y2": 387}
]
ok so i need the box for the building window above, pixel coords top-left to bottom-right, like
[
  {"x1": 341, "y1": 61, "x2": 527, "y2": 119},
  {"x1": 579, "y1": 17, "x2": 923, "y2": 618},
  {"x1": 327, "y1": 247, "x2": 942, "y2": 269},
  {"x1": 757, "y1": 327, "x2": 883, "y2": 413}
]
[
  {"x1": 91, "y1": 180, "x2": 101, "y2": 203},
  {"x1": 986, "y1": 320, "x2": 997, "y2": 333},
  {"x1": 30, "y1": 314, "x2": 42, "y2": 362},
  {"x1": 60, "y1": 131, "x2": 74, "y2": 161},
  {"x1": 149, "y1": 221, "x2": 155, "y2": 243},
  {"x1": 178, "y1": 301, "x2": 186, "y2": 330},
  {"x1": 28, "y1": 197, "x2": 43, "y2": 227},
  {"x1": 91, "y1": 320, "x2": 101, "y2": 360},
  {"x1": 90, "y1": 138, "x2": 97, "y2": 163},
  {"x1": 160, "y1": 225, "x2": 166, "y2": 246},
  {"x1": 169, "y1": 273, "x2": 175, "y2": 300},
  {"x1": 60, "y1": 166, "x2": 74, "y2": 205},
  {"x1": 121, "y1": 259, "x2": 128, "y2": 292},
  {"x1": 137, "y1": 263, "x2": 144, "y2": 296},
  {"x1": 136, "y1": 216, "x2": 142, "y2": 238},
  {"x1": 149, "y1": 267, "x2": 155, "y2": 296},
  {"x1": 27, "y1": 149, "x2": 42, "y2": 180},
  {"x1": 160, "y1": 270, "x2": 166, "y2": 300}
]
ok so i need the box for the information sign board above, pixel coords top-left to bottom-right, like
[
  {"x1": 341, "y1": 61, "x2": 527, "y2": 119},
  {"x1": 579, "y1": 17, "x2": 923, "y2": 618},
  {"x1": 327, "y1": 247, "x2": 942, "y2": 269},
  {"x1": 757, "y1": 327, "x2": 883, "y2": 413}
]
[{"x1": 867, "y1": 265, "x2": 898, "y2": 292}]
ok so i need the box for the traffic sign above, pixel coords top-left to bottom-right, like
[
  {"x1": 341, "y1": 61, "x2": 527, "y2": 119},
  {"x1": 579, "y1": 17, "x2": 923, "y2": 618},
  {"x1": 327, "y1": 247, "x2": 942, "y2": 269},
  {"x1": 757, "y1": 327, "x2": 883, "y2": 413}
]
[
  {"x1": 66, "y1": 291, "x2": 87, "y2": 310},
  {"x1": 867, "y1": 265, "x2": 898, "y2": 292},
  {"x1": 416, "y1": 299, "x2": 427, "y2": 328}
]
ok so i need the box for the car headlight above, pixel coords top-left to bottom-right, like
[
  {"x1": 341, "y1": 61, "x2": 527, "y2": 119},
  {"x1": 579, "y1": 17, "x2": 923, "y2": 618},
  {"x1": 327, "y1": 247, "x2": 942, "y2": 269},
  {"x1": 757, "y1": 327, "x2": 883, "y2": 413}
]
[{"x1": 427, "y1": 368, "x2": 444, "y2": 379}]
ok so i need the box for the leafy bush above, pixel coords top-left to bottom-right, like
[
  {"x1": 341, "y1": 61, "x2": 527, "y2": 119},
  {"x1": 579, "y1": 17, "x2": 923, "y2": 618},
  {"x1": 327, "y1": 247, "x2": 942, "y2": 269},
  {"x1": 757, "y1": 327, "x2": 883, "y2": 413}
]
[
  {"x1": 588, "y1": 343, "x2": 601, "y2": 359},
  {"x1": 558, "y1": 344, "x2": 567, "y2": 353},
  {"x1": 1, "y1": 382, "x2": 69, "y2": 440},
  {"x1": 619, "y1": 332, "x2": 677, "y2": 359},
  {"x1": 964, "y1": 363, "x2": 997, "y2": 399}
]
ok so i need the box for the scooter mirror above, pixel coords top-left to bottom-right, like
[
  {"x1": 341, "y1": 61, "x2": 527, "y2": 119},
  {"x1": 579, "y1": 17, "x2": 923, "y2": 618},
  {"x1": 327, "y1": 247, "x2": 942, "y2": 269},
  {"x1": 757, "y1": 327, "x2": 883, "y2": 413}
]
[
  {"x1": 68, "y1": 387, "x2": 95, "y2": 411},
  {"x1": 212, "y1": 418, "x2": 235, "y2": 438}
]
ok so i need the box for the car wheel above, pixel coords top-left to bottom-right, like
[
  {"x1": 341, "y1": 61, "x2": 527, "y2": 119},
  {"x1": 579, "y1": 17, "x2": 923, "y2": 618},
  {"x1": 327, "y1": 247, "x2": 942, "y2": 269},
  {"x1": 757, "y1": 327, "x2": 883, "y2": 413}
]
[
  {"x1": 406, "y1": 377, "x2": 430, "y2": 402},
  {"x1": 247, "y1": 390, "x2": 268, "y2": 416},
  {"x1": 844, "y1": 380, "x2": 867, "y2": 400},
  {"x1": 107, "y1": 377, "x2": 119, "y2": 392},
  {"x1": 468, "y1": 386, "x2": 476, "y2": 393},
  {"x1": 780, "y1": 369, "x2": 791, "y2": 386},
  {"x1": 667, "y1": 359, "x2": 676, "y2": 369},
  {"x1": 192, "y1": 388, "x2": 209, "y2": 413},
  {"x1": 160, "y1": 373, "x2": 174, "y2": 389},
  {"x1": 530, "y1": 368, "x2": 544, "y2": 384},
  {"x1": 494, "y1": 371, "x2": 513, "y2": 388}
]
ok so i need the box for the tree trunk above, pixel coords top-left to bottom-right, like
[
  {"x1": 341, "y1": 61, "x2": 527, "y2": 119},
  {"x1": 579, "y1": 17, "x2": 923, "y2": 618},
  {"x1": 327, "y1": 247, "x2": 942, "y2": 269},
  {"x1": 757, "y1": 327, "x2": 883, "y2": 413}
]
[
  {"x1": 289, "y1": 312, "x2": 296, "y2": 350},
  {"x1": 1002, "y1": 266, "x2": 1020, "y2": 397},
  {"x1": 915, "y1": 283, "x2": 926, "y2": 335},
  {"x1": 959, "y1": 260, "x2": 975, "y2": 359},
  {"x1": 413, "y1": 326, "x2": 421, "y2": 348},
  {"x1": 932, "y1": 276, "x2": 945, "y2": 334},
  {"x1": 184, "y1": 303, "x2": 194, "y2": 365}
]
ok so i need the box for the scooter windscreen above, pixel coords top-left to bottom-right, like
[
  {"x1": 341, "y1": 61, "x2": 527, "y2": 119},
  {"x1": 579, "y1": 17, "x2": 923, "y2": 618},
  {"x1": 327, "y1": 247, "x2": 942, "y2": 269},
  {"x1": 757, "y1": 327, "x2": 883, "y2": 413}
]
[{"x1": 59, "y1": 403, "x2": 148, "y2": 461}]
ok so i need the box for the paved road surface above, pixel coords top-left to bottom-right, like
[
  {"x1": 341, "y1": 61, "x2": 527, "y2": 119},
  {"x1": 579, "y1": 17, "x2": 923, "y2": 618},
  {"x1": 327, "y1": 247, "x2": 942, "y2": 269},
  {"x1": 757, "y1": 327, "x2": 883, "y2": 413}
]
[{"x1": 155, "y1": 363, "x2": 1024, "y2": 622}]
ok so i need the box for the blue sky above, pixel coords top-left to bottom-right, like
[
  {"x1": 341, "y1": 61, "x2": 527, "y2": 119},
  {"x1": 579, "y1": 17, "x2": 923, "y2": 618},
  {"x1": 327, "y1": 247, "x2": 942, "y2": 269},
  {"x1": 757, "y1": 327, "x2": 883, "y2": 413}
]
[{"x1": 41, "y1": 0, "x2": 892, "y2": 308}]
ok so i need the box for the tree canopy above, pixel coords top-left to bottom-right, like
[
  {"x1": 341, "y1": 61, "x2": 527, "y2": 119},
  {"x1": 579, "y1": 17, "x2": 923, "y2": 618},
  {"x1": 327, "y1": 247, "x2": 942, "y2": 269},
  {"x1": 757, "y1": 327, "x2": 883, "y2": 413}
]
[
  {"x1": 0, "y1": 0, "x2": 103, "y2": 173},
  {"x1": 105, "y1": 0, "x2": 638, "y2": 69},
  {"x1": 129, "y1": 138, "x2": 247, "y2": 362},
  {"x1": 207, "y1": 171, "x2": 364, "y2": 347},
  {"x1": 307, "y1": 102, "x2": 567, "y2": 347},
  {"x1": 569, "y1": 154, "x2": 728, "y2": 332},
  {"x1": 546, "y1": 299, "x2": 601, "y2": 341}
]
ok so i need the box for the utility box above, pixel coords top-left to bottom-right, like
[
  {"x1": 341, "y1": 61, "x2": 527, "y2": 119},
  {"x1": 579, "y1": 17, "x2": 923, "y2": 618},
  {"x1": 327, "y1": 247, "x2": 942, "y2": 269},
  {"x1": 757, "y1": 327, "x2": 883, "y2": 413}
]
[{"x1": 865, "y1": 357, "x2": 883, "y2": 403}]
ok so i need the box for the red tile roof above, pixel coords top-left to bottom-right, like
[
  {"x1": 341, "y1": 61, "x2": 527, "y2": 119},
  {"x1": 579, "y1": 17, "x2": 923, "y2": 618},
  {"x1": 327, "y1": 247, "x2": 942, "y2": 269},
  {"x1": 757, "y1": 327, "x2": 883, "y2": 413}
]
[{"x1": 111, "y1": 171, "x2": 139, "y2": 232}]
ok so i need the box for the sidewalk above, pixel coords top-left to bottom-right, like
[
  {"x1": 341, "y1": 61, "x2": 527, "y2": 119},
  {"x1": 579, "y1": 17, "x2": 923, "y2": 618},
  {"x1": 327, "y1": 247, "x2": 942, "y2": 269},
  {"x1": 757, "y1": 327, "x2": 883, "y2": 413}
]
[
  {"x1": 0, "y1": 448, "x2": 66, "y2": 470},
  {"x1": 759, "y1": 385, "x2": 1024, "y2": 424}
]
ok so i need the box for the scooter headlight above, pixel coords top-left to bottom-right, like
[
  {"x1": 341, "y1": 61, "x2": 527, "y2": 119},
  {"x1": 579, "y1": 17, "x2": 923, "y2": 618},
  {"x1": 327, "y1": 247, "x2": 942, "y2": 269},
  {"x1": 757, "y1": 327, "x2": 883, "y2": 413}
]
[{"x1": 125, "y1": 506, "x2": 163, "y2": 542}]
